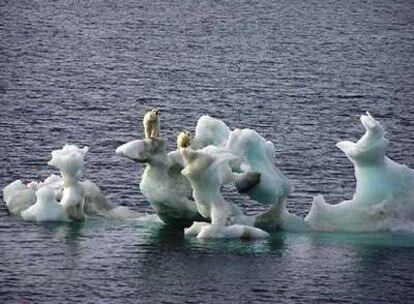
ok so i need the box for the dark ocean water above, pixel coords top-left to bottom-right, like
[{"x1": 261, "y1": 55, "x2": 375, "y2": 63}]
[{"x1": 1, "y1": 0, "x2": 414, "y2": 303}]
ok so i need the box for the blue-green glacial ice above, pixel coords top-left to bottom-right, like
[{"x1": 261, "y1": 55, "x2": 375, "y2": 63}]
[{"x1": 4, "y1": 112, "x2": 414, "y2": 238}]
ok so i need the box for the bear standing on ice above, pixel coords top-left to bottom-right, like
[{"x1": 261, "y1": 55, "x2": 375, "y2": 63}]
[
  {"x1": 177, "y1": 131, "x2": 191, "y2": 150},
  {"x1": 143, "y1": 109, "x2": 160, "y2": 139}
]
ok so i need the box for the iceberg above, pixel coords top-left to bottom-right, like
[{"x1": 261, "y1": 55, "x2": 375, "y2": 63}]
[
  {"x1": 4, "y1": 110, "x2": 413, "y2": 235},
  {"x1": 3, "y1": 144, "x2": 138, "y2": 222},
  {"x1": 117, "y1": 112, "x2": 305, "y2": 237},
  {"x1": 305, "y1": 113, "x2": 414, "y2": 232}
]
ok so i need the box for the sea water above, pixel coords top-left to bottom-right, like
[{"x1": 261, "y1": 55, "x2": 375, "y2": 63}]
[{"x1": 1, "y1": 0, "x2": 413, "y2": 303}]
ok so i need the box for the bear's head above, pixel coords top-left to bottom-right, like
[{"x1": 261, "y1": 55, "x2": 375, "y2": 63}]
[
  {"x1": 147, "y1": 108, "x2": 160, "y2": 121},
  {"x1": 177, "y1": 131, "x2": 192, "y2": 149}
]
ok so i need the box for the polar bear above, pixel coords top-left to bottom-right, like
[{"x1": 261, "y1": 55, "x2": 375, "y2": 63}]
[
  {"x1": 177, "y1": 131, "x2": 191, "y2": 150},
  {"x1": 143, "y1": 109, "x2": 160, "y2": 139}
]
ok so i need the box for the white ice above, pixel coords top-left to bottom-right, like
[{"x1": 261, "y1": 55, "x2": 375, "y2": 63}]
[
  {"x1": 47, "y1": 145, "x2": 88, "y2": 221},
  {"x1": 226, "y1": 128, "x2": 292, "y2": 204},
  {"x1": 189, "y1": 116, "x2": 307, "y2": 232},
  {"x1": 6, "y1": 112, "x2": 413, "y2": 235},
  {"x1": 3, "y1": 144, "x2": 139, "y2": 222},
  {"x1": 180, "y1": 148, "x2": 254, "y2": 226},
  {"x1": 180, "y1": 148, "x2": 269, "y2": 238},
  {"x1": 116, "y1": 138, "x2": 202, "y2": 226},
  {"x1": 185, "y1": 223, "x2": 269, "y2": 239},
  {"x1": 192, "y1": 115, "x2": 231, "y2": 149},
  {"x1": 21, "y1": 187, "x2": 68, "y2": 222},
  {"x1": 3, "y1": 180, "x2": 36, "y2": 216}
]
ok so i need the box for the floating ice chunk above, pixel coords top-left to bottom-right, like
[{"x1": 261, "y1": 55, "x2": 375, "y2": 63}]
[
  {"x1": 191, "y1": 116, "x2": 293, "y2": 207},
  {"x1": 3, "y1": 175, "x2": 65, "y2": 217},
  {"x1": 3, "y1": 174, "x2": 137, "y2": 220},
  {"x1": 81, "y1": 180, "x2": 140, "y2": 219},
  {"x1": 306, "y1": 113, "x2": 414, "y2": 232},
  {"x1": 4, "y1": 144, "x2": 138, "y2": 221},
  {"x1": 223, "y1": 126, "x2": 304, "y2": 231},
  {"x1": 116, "y1": 114, "x2": 303, "y2": 233},
  {"x1": 81, "y1": 180, "x2": 113, "y2": 214},
  {"x1": 22, "y1": 174, "x2": 64, "y2": 204},
  {"x1": 59, "y1": 181, "x2": 85, "y2": 220},
  {"x1": 27, "y1": 174, "x2": 63, "y2": 192},
  {"x1": 3, "y1": 180, "x2": 36, "y2": 216},
  {"x1": 21, "y1": 187, "x2": 68, "y2": 222}
]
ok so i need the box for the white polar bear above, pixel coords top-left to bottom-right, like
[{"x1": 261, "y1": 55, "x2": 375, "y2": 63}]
[
  {"x1": 177, "y1": 131, "x2": 192, "y2": 150},
  {"x1": 143, "y1": 108, "x2": 160, "y2": 139}
]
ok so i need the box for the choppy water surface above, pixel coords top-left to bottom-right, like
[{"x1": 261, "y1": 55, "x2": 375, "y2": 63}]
[{"x1": 1, "y1": 0, "x2": 414, "y2": 303}]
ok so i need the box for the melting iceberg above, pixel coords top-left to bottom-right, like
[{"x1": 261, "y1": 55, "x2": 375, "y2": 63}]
[
  {"x1": 118, "y1": 112, "x2": 414, "y2": 236},
  {"x1": 4, "y1": 111, "x2": 413, "y2": 235},
  {"x1": 3, "y1": 144, "x2": 138, "y2": 222},
  {"x1": 305, "y1": 113, "x2": 414, "y2": 232},
  {"x1": 117, "y1": 113, "x2": 305, "y2": 238}
]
